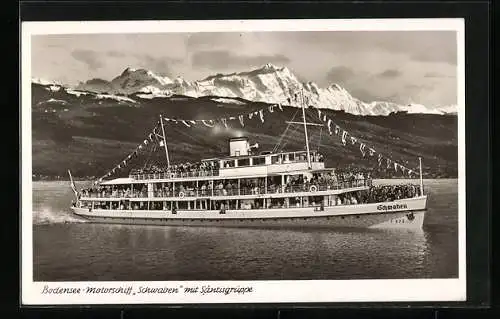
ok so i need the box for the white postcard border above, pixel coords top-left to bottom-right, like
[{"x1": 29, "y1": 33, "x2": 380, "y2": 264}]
[{"x1": 21, "y1": 18, "x2": 466, "y2": 305}]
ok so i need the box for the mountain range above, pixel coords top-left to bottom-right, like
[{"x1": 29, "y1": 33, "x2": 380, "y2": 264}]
[{"x1": 33, "y1": 63, "x2": 457, "y2": 117}]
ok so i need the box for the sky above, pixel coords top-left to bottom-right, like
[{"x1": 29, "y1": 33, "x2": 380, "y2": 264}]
[{"x1": 31, "y1": 31, "x2": 458, "y2": 107}]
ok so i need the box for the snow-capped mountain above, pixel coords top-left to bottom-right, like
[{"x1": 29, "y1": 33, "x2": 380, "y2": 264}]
[{"x1": 43, "y1": 63, "x2": 457, "y2": 116}]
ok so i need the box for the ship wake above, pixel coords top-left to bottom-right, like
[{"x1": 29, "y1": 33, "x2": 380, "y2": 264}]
[{"x1": 33, "y1": 207, "x2": 87, "y2": 225}]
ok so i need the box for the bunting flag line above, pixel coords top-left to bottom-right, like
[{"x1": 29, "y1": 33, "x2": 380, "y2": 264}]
[
  {"x1": 318, "y1": 110, "x2": 417, "y2": 177},
  {"x1": 160, "y1": 104, "x2": 282, "y2": 129},
  {"x1": 202, "y1": 120, "x2": 214, "y2": 128}
]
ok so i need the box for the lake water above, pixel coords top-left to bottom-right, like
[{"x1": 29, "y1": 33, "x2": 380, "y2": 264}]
[{"x1": 30, "y1": 179, "x2": 458, "y2": 281}]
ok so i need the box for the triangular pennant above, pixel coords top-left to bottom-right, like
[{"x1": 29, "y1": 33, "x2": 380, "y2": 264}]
[
  {"x1": 278, "y1": 103, "x2": 283, "y2": 111},
  {"x1": 394, "y1": 162, "x2": 398, "y2": 172},
  {"x1": 350, "y1": 136, "x2": 357, "y2": 145},
  {"x1": 386, "y1": 158, "x2": 392, "y2": 169},
  {"x1": 139, "y1": 145, "x2": 143, "y2": 149},
  {"x1": 201, "y1": 120, "x2": 215, "y2": 128},
  {"x1": 269, "y1": 105, "x2": 274, "y2": 113},
  {"x1": 360, "y1": 143, "x2": 366, "y2": 157},
  {"x1": 144, "y1": 139, "x2": 148, "y2": 145},
  {"x1": 327, "y1": 119, "x2": 333, "y2": 135},
  {"x1": 322, "y1": 115, "x2": 327, "y2": 122},
  {"x1": 318, "y1": 109, "x2": 322, "y2": 120},
  {"x1": 238, "y1": 115, "x2": 244, "y2": 127},
  {"x1": 341, "y1": 131, "x2": 348, "y2": 145},
  {"x1": 229, "y1": 116, "x2": 236, "y2": 120},
  {"x1": 221, "y1": 118, "x2": 228, "y2": 128},
  {"x1": 334, "y1": 125, "x2": 340, "y2": 135},
  {"x1": 181, "y1": 120, "x2": 191, "y2": 127},
  {"x1": 378, "y1": 154, "x2": 383, "y2": 167},
  {"x1": 190, "y1": 120, "x2": 197, "y2": 124},
  {"x1": 369, "y1": 148, "x2": 376, "y2": 156},
  {"x1": 248, "y1": 112, "x2": 253, "y2": 119},
  {"x1": 259, "y1": 109, "x2": 264, "y2": 123}
]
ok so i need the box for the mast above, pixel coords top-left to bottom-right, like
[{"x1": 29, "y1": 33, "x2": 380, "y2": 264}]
[
  {"x1": 419, "y1": 156, "x2": 424, "y2": 196},
  {"x1": 159, "y1": 115, "x2": 171, "y2": 168},
  {"x1": 300, "y1": 87, "x2": 312, "y2": 169}
]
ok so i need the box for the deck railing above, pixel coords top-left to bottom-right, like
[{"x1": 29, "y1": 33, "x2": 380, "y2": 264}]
[
  {"x1": 80, "y1": 179, "x2": 371, "y2": 199},
  {"x1": 130, "y1": 169, "x2": 219, "y2": 180}
]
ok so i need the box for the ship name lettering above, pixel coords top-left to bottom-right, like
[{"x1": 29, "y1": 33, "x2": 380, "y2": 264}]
[
  {"x1": 377, "y1": 204, "x2": 408, "y2": 211},
  {"x1": 137, "y1": 286, "x2": 179, "y2": 294}
]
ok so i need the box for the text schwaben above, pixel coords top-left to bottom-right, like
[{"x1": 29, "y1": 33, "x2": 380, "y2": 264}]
[{"x1": 377, "y1": 203, "x2": 408, "y2": 211}]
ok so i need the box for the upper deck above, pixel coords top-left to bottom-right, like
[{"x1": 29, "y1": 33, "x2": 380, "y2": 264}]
[{"x1": 129, "y1": 149, "x2": 326, "y2": 182}]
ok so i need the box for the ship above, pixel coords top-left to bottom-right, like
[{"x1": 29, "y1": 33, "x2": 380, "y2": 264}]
[{"x1": 69, "y1": 97, "x2": 428, "y2": 230}]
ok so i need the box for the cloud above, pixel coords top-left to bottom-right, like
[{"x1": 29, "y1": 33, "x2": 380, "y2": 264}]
[
  {"x1": 349, "y1": 88, "x2": 387, "y2": 102},
  {"x1": 135, "y1": 55, "x2": 182, "y2": 77},
  {"x1": 411, "y1": 50, "x2": 457, "y2": 65},
  {"x1": 405, "y1": 83, "x2": 434, "y2": 90},
  {"x1": 424, "y1": 72, "x2": 454, "y2": 78},
  {"x1": 377, "y1": 69, "x2": 402, "y2": 78},
  {"x1": 191, "y1": 50, "x2": 290, "y2": 69},
  {"x1": 325, "y1": 66, "x2": 356, "y2": 84},
  {"x1": 71, "y1": 49, "x2": 103, "y2": 71},
  {"x1": 185, "y1": 33, "x2": 244, "y2": 51},
  {"x1": 106, "y1": 50, "x2": 126, "y2": 58}
]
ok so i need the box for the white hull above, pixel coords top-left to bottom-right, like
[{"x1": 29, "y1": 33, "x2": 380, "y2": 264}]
[{"x1": 71, "y1": 196, "x2": 427, "y2": 230}]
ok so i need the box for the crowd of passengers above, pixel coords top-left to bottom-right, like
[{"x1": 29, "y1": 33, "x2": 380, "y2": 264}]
[
  {"x1": 130, "y1": 161, "x2": 219, "y2": 178},
  {"x1": 79, "y1": 169, "x2": 372, "y2": 199},
  {"x1": 74, "y1": 183, "x2": 421, "y2": 210}
]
